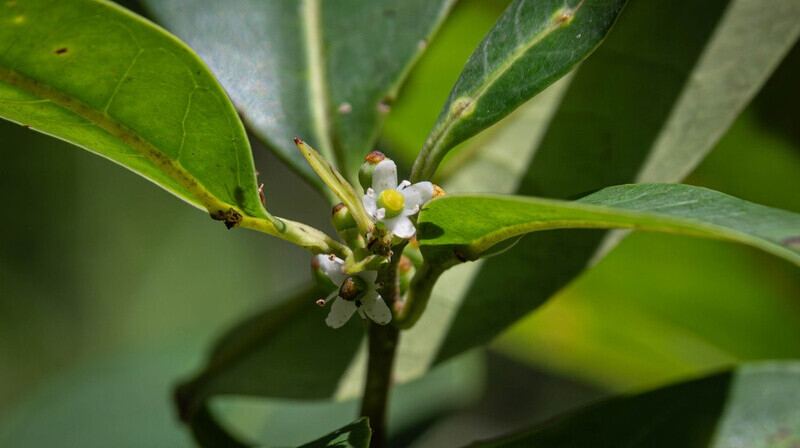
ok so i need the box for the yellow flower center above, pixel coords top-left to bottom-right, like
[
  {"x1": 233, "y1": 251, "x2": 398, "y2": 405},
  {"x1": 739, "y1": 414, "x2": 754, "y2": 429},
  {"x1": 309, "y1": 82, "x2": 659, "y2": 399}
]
[{"x1": 377, "y1": 189, "x2": 405, "y2": 218}]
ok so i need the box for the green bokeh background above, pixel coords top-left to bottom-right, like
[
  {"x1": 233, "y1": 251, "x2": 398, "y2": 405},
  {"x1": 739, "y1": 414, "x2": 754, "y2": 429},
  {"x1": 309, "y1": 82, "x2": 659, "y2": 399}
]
[{"x1": 1, "y1": 0, "x2": 798, "y2": 446}]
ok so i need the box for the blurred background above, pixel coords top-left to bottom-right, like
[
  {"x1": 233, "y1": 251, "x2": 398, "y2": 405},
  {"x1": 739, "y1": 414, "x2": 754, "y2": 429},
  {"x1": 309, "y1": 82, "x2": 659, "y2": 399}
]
[{"x1": 1, "y1": 0, "x2": 799, "y2": 446}]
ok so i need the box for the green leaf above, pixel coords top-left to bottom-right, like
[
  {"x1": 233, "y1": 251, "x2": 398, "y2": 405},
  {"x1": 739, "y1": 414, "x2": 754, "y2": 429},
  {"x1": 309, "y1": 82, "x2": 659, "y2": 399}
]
[
  {"x1": 417, "y1": 184, "x2": 800, "y2": 266},
  {"x1": 174, "y1": 287, "x2": 365, "y2": 425},
  {"x1": 298, "y1": 418, "x2": 371, "y2": 448},
  {"x1": 470, "y1": 361, "x2": 800, "y2": 447},
  {"x1": 208, "y1": 352, "x2": 483, "y2": 446},
  {"x1": 187, "y1": 412, "x2": 371, "y2": 448},
  {"x1": 429, "y1": 0, "x2": 800, "y2": 364},
  {"x1": 0, "y1": 0, "x2": 270, "y2": 226},
  {"x1": 142, "y1": 0, "x2": 457, "y2": 191},
  {"x1": 411, "y1": 0, "x2": 628, "y2": 181},
  {"x1": 496, "y1": 233, "x2": 800, "y2": 392},
  {"x1": 494, "y1": 114, "x2": 800, "y2": 391}
]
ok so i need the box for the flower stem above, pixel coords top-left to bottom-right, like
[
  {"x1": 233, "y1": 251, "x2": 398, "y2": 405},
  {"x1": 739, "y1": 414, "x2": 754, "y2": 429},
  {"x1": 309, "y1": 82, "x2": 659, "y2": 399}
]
[{"x1": 360, "y1": 243, "x2": 405, "y2": 447}]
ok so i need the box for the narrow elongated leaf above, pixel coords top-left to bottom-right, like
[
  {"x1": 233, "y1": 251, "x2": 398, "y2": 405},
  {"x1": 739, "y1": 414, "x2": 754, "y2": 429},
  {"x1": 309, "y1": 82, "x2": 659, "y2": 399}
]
[
  {"x1": 294, "y1": 138, "x2": 372, "y2": 234},
  {"x1": 411, "y1": 0, "x2": 627, "y2": 181},
  {"x1": 299, "y1": 418, "x2": 371, "y2": 448},
  {"x1": 143, "y1": 0, "x2": 456, "y2": 190},
  {"x1": 417, "y1": 184, "x2": 800, "y2": 265},
  {"x1": 0, "y1": 0, "x2": 268, "y2": 223},
  {"x1": 430, "y1": 0, "x2": 800, "y2": 364},
  {"x1": 188, "y1": 413, "x2": 371, "y2": 448},
  {"x1": 471, "y1": 361, "x2": 800, "y2": 447}
]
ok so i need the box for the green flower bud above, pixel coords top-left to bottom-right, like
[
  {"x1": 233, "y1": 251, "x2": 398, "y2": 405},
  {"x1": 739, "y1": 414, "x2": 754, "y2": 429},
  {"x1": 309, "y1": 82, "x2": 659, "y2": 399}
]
[
  {"x1": 398, "y1": 255, "x2": 415, "y2": 296},
  {"x1": 359, "y1": 150, "x2": 386, "y2": 190},
  {"x1": 332, "y1": 203, "x2": 357, "y2": 231},
  {"x1": 332, "y1": 203, "x2": 365, "y2": 249}
]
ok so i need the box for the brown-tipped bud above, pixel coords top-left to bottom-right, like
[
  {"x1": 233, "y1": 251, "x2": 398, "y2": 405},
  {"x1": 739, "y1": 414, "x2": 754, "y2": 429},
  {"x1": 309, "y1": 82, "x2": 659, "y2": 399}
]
[
  {"x1": 365, "y1": 151, "x2": 386, "y2": 164},
  {"x1": 359, "y1": 151, "x2": 387, "y2": 190},
  {"x1": 433, "y1": 184, "x2": 446, "y2": 198},
  {"x1": 332, "y1": 203, "x2": 357, "y2": 232}
]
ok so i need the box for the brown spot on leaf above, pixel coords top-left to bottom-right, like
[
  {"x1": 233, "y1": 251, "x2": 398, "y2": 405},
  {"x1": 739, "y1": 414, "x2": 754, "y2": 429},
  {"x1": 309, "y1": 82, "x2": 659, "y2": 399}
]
[
  {"x1": 210, "y1": 208, "x2": 243, "y2": 229},
  {"x1": 54, "y1": 47, "x2": 68, "y2": 55},
  {"x1": 783, "y1": 236, "x2": 800, "y2": 250}
]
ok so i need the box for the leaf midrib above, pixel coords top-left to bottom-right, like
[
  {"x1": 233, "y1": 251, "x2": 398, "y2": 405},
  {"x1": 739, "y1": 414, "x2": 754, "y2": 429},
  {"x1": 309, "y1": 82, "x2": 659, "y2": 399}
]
[
  {"x1": 302, "y1": 0, "x2": 342, "y2": 176},
  {"x1": 414, "y1": 0, "x2": 586, "y2": 180},
  {"x1": 0, "y1": 65, "x2": 262, "y2": 224},
  {"x1": 420, "y1": 194, "x2": 800, "y2": 265}
]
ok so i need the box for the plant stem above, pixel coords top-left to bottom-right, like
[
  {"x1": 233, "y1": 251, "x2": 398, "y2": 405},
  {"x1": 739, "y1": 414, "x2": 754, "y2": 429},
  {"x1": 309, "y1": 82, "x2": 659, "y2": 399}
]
[
  {"x1": 361, "y1": 321, "x2": 399, "y2": 447},
  {"x1": 360, "y1": 244, "x2": 404, "y2": 447},
  {"x1": 393, "y1": 261, "x2": 445, "y2": 329}
]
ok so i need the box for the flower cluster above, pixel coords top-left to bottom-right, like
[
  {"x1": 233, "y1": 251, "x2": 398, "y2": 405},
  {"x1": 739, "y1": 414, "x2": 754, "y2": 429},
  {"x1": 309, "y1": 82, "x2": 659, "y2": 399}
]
[{"x1": 308, "y1": 149, "x2": 435, "y2": 329}]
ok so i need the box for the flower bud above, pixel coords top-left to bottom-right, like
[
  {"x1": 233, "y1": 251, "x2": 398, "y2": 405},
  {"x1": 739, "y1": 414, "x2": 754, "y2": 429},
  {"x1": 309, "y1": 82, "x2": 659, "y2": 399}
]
[
  {"x1": 359, "y1": 150, "x2": 386, "y2": 191},
  {"x1": 398, "y1": 255, "x2": 415, "y2": 295},
  {"x1": 433, "y1": 184, "x2": 446, "y2": 198},
  {"x1": 332, "y1": 203, "x2": 357, "y2": 231},
  {"x1": 332, "y1": 203, "x2": 365, "y2": 249}
]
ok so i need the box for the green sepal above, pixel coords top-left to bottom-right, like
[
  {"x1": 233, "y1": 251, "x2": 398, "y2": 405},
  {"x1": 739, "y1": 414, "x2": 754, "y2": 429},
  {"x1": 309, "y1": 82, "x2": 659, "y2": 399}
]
[{"x1": 358, "y1": 150, "x2": 387, "y2": 191}]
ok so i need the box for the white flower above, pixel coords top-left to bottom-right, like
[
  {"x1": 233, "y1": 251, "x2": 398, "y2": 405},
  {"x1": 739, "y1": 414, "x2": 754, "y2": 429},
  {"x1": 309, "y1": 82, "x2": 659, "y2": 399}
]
[
  {"x1": 314, "y1": 254, "x2": 392, "y2": 328},
  {"x1": 362, "y1": 160, "x2": 434, "y2": 239}
]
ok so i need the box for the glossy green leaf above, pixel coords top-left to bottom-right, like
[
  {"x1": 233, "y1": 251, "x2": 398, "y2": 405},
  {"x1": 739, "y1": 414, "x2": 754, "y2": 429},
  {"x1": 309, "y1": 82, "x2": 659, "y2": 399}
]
[
  {"x1": 187, "y1": 414, "x2": 371, "y2": 448},
  {"x1": 143, "y1": 0, "x2": 457, "y2": 191},
  {"x1": 432, "y1": 0, "x2": 800, "y2": 364},
  {"x1": 494, "y1": 113, "x2": 800, "y2": 392},
  {"x1": 411, "y1": 0, "x2": 627, "y2": 181},
  {"x1": 417, "y1": 184, "x2": 800, "y2": 265},
  {"x1": 0, "y1": 0, "x2": 271, "y2": 225},
  {"x1": 470, "y1": 361, "x2": 800, "y2": 447},
  {"x1": 208, "y1": 352, "x2": 483, "y2": 446},
  {"x1": 175, "y1": 288, "x2": 365, "y2": 425},
  {"x1": 299, "y1": 418, "x2": 371, "y2": 448}
]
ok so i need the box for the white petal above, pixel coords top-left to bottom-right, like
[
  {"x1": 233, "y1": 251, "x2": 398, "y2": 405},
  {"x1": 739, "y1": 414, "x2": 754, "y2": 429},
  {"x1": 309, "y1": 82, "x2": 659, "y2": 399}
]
[
  {"x1": 363, "y1": 193, "x2": 377, "y2": 217},
  {"x1": 315, "y1": 254, "x2": 346, "y2": 285},
  {"x1": 358, "y1": 270, "x2": 378, "y2": 284},
  {"x1": 360, "y1": 291, "x2": 392, "y2": 325},
  {"x1": 384, "y1": 215, "x2": 416, "y2": 239},
  {"x1": 326, "y1": 298, "x2": 357, "y2": 328},
  {"x1": 376, "y1": 208, "x2": 386, "y2": 220},
  {"x1": 400, "y1": 181, "x2": 434, "y2": 214},
  {"x1": 372, "y1": 160, "x2": 398, "y2": 193}
]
